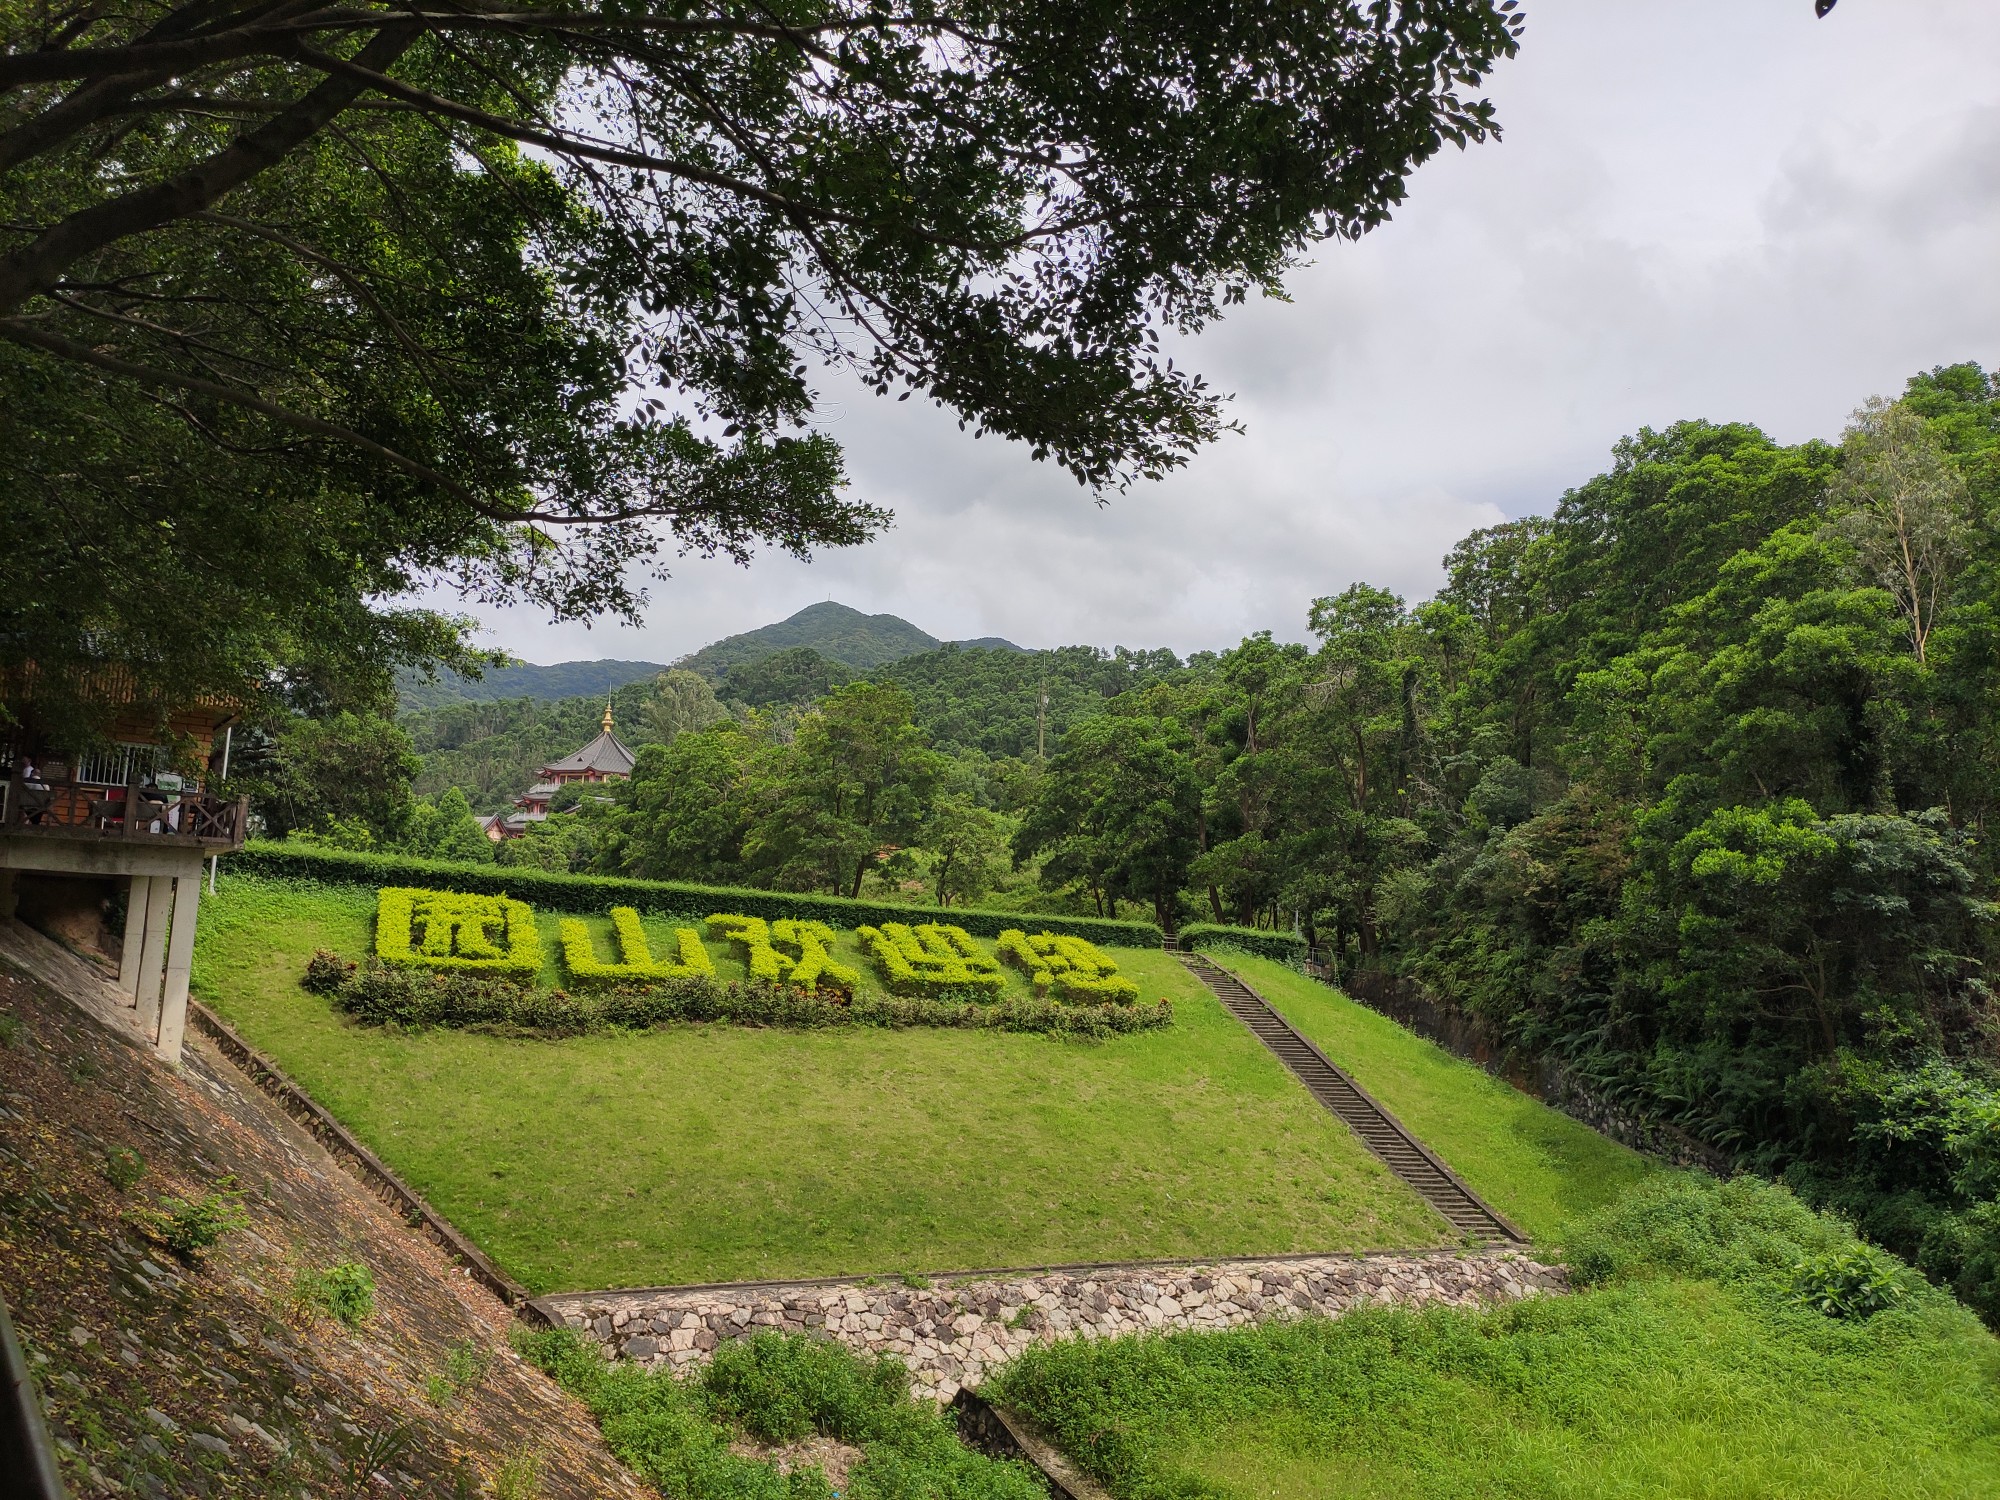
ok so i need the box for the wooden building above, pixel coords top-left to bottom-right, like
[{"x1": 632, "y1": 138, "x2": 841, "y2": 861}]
[{"x1": 1, "y1": 671, "x2": 248, "y2": 1065}]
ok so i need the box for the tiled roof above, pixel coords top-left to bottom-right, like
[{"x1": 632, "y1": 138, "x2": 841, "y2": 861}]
[{"x1": 540, "y1": 727, "x2": 635, "y2": 778}]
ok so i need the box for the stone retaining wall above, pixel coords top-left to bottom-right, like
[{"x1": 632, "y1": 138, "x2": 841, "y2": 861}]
[{"x1": 535, "y1": 1249, "x2": 1565, "y2": 1404}]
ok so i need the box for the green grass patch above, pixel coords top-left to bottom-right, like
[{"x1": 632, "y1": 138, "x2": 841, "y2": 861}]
[
  {"x1": 192, "y1": 876, "x2": 1448, "y2": 1292},
  {"x1": 518, "y1": 1326, "x2": 1045, "y2": 1499},
  {"x1": 1209, "y1": 953, "x2": 1657, "y2": 1243},
  {"x1": 991, "y1": 1175, "x2": 2000, "y2": 1500}
]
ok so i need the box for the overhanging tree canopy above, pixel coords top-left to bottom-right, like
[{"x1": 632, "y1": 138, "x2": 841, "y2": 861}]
[{"x1": 1, "y1": 0, "x2": 1524, "y2": 737}]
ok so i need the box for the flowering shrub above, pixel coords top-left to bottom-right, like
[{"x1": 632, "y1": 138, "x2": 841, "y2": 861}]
[
  {"x1": 854, "y1": 922, "x2": 1006, "y2": 998},
  {"x1": 374, "y1": 887, "x2": 540, "y2": 978},
  {"x1": 561, "y1": 907, "x2": 714, "y2": 988},
  {"x1": 997, "y1": 930, "x2": 1140, "y2": 1004}
]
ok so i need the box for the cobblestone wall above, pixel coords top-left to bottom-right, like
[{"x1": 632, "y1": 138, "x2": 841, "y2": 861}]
[{"x1": 536, "y1": 1249, "x2": 1566, "y2": 1404}]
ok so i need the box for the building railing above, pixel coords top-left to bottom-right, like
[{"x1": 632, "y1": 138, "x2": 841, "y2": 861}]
[{"x1": 0, "y1": 762, "x2": 247, "y2": 850}]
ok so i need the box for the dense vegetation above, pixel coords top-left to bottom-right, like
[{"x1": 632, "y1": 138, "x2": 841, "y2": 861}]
[
  {"x1": 4, "y1": 0, "x2": 1524, "y2": 744},
  {"x1": 255, "y1": 361, "x2": 2000, "y2": 1324},
  {"x1": 518, "y1": 1327, "x2": 1046, "y2": 1500},
  {"x1": 991, "y1": 1174, "x2": 2000, "y2": 1500},
  {"x1": 396, "y1": 658, "x2": 668, "y2": 712}
]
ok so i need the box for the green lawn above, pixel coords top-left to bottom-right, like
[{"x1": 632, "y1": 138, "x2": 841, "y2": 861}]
[
  {"x1": 993, "y1": 1174, "x2": 2000, "y2": 1500},
  {"x1": 190, "y1": 877, "x2": 1447, "y2": 1292},
  {"x1": 1208, "y1": 953, "x2": 1657, "y2": 1244}
]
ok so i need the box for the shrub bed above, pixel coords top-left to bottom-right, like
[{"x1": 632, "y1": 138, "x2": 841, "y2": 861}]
[
  {"x1": 236, "y1": 841, "x2": 1162, "y2": 944},
  {"x1": 1178, "y1": 923, "x2": 1308, "y2": 963},
  {"x1": 996, "y1": 929, "x2": 1141, "y2": 1004},
  {"x1": 314, "y1": 953, "x2": 1173, "y2": 1041},
  {"x1": 560, "y1": 907, "x2": 715, "y2": 988},
  {"x1": 374, "y1": 887, "x2": 541, "y2": 977},
  {"x1": 855, "y1": 922, "x2": 1007, "y2": 998}
]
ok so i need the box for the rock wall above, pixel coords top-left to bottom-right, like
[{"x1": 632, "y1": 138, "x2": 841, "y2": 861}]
[{"x1": 538, "y1": 1249, "x2": 1566, "y2": 1405}]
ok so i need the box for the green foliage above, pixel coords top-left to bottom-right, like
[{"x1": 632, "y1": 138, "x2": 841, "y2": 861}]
[
  {"x1": 855, "y1": 922, "x2": 1007, "y2": 998},
  {"x1": 398, "y1": 787, "x2": 497, "y2": 864},
  {"x1": 679, "y1": 602, "x2": 943, "y2": 682},
  {"x1": 323, "y1": 955, "x2": 1169, "y2": 1041},
  {"x1": 1014, "y1": 713, "x2": 1204, "y2": 931},
  {"x1": 703, "y1": 915, "x2": 858, "y2": 994},
  {"x1": 237, "y1": 841, "x2": 1163, "y2": 944},
  {"x1": 1178, "y1": 924, "x2": 1308, "y2": 963},
  {"x1": 990, "y1": 1176, "x2": 1996, "y2": 1500},
  {"x1": 374, "y1": 887, "x2": 541, "y2": 977},
  {"x1": 0, "y1": 1013, "x2": 22, "y2": 1049},
  {"x1": 1787, "y1": 1244, "x2": 1911, "y2": 1319},
  {"x1": 720, "y1": 646, "x2": 855, "y2": 708},
  {"x1": 515, "y1": 1326, "x2": 1046, "y2": 1500},
  {"x1": 100, "y1": 1146, "x2": 145, "y2": 1193},
  {"x1": 563, "y1": 909, "x2": 715, "y2": 988},
  {"x1": 129, "y1": 1176, "x2": 251, "y2": 1261},
  {"x1": 243, "y1": 710, "x2": 424, "y2": 844},
  {"x1": 291, "y1": 1260, "x2": 378, "y2": 1327},
  {"x1": 995, "y1": 930, "x2": 1140, "y2": 1003}
]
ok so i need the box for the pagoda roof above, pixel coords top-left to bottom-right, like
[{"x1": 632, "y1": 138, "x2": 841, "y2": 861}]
[{"x1": 540, "y1": 725, "x2": 635, "y2": 778}]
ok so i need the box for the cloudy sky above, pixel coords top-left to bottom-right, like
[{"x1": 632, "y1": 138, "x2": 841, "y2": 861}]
[{"x1": 465, "y1": 0, "x2": 2000, "y2": 666}]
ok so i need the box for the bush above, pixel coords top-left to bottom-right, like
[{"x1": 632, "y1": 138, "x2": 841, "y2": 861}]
[
  {"x1": 1179, "y1": 923, "x2": 1308, "y2": 963},
  {"x1": 130, "y1": 1176, "x2": 251, "y2": 1261},
  {"x1": 302, "y1": 948, "x2": 357, "y2": 994},
  {"x1": 706, "y1": 912, "x2": 861, "y2": 994},
  {"x1": 374, "y1": 886, "x2": 541, "y2": 977},
  {"x1": 561, "y1": 907, "x2": 714, "y2": 988},
  {"x1": 321, "y1": 955, "x2": 1171, "y2": 1040},
  {"x1": 101, "y1": 1146, "x2": 145, "y2": 1192},
  {"x1": 514, "y1": 1326, "x2": 1045, "y2": 1500},
  {"x1": 855, "y1": 922, "x2": 1007, "y2": 998},
  {"x1": 996, "y1": 930, "x2": 1140, "y2": 1004},
  {"x1": 292, "y1": 1260, "x2": 377, "y2": 1327},
  {"x1": 240, "y1": 840, "x2": 1162, "y2": 945},
  {"x1": 1787, "y1": 1244, "x2": 1910, "y2": 1319}
]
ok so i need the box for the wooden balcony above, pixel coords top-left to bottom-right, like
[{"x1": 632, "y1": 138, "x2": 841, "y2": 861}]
[{"x1": 1, "y1": 768, "x2": 247, "y2": 852}]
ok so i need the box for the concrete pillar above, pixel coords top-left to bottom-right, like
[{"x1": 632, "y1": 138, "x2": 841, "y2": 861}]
[
  {"x1": 133, "y1": 873, "x2": 173, "y2": 1037},
  {"x1": 118, "y1": 875, "x2": 150, "y2": 1000},
  {"x1": 155, "y1": 874, "x2": 200, "y2": 1065}
]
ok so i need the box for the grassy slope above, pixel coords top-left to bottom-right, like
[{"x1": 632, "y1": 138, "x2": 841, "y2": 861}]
[
  {"x1": 995, "y1": 1177, "x2": 2000, "y2": 1500},
  {"x1": 191, "y1": 878, "x2": 1446, "y2": 1293},
  {"x1": 1209, "y1": 954, "x2": 1656, "y2": 1244}
]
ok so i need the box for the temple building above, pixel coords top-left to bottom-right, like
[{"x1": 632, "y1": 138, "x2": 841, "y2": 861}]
[{"x1": 483, "y1": 704, "x2": 635, "y2": 841}]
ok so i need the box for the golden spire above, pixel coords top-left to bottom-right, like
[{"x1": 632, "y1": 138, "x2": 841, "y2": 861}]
[{"x1": 602, "y1": 699, "x2": 614, "y2": 733}]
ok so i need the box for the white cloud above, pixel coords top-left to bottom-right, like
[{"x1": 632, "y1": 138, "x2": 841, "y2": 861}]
[{"x1": 451, "y1": 0, "x2": 2000, "y2": 665}]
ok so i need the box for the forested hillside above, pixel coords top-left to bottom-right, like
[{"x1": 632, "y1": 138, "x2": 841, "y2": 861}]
[
  {"x1": 675, "y1": 601, "x2": 951, "y2": 679},
  {"x1": 397, "y1": 658, "x2": 668, "y2": 711},
  {"x1": 262, "y1": 362, "x2": 2000, "y2": 1323}
]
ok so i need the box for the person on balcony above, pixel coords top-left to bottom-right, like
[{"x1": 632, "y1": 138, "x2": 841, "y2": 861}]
[{"x1": 16, "y1": 757, "x2": 52, "y2": 824}]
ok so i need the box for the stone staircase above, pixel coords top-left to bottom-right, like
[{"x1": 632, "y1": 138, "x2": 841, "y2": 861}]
[{"x1": 1178, "y1": 952, "x2": 1523, "y2": 1244}]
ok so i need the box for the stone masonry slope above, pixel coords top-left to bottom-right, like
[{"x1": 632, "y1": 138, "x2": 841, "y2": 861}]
[
  {"x1": 540, "y1": 1249, "x2": 1566, "y2": 1406},
  {"x1": 0, "y1": 935, "x2": 645, "y2": 1500}
]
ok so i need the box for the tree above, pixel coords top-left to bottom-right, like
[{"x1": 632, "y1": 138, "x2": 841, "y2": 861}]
[
  {"x1": 720, "y1": 648, "x2": 852, "y2": 709},
  {"x1": 1013, "y1": 713, "x2": 1200, "y2": 929},
  {"x1": 2, "y1": 1, "x2": 1523, "y2": 736},
  {"x1": 746, "y1": 682, "x2": 941, "y2": 896},
  {"x1": 634, "y1": 670, "x2": 731, "y2": 747},
  {"x1": 398, "y1": 785, "x2": 495, "y2": 862},
  {"x1": 924, "y1": 799, "x2": 1011, "y2": 907},
  {"x1": 602, "y1": 721, "x2": 766, "y2": 882},
  {"x1": 1829, "y1": 398, "x2": 1973, "y2": 664},
  {"x1": 240, "y1": 709, "x2": 419, "y2": 840}
]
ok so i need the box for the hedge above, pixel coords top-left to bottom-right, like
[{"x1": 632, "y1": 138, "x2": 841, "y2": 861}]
[
  {"x1": 854, "y1": 921, "x2": 1007, "y2": 999},
  {"x1": 1177, "y1": 923, "x2": 1309, "y2": 963},
  {"x1": 317, "y1": 956, "x2": 1172, "y2": 1041},
  {"x1": 375, "y1": 887, "x2": 541, "y2": 977},
  {"x1": 560, "y1": 908, "x2": 714, "y2": 989},
  {"x1": 235, "y1": 841, "x2": 1164, "y2": 945},
  {"x1": 996, "y1": 929, "x2": 1140, "y2": 1004},
  {"x1": 705, "y1": 914, "x2": 858, "y2": 995}
]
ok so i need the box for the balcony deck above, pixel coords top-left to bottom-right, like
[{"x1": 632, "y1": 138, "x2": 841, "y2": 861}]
[{"x1": 1, "y1": 776, "x2": 247, "y2": 853}]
